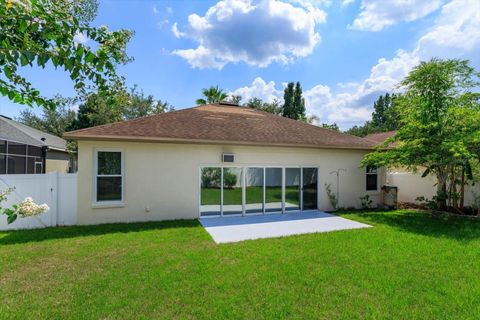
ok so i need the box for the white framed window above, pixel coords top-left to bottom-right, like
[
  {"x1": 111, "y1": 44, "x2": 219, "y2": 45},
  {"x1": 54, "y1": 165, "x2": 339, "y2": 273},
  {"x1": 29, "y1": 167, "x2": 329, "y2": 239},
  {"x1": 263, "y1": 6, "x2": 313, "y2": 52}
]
[
  {"x1": 93, "y1": 149, "x2": 124, "y2": 205},
  {"x1": 366, "y1": 166, "x2": 378, "y2": 191}
]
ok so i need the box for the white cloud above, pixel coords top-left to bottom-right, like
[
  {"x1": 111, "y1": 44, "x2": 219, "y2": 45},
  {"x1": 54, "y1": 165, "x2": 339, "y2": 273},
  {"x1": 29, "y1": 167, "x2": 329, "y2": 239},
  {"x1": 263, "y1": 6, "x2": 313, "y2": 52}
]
[
  {"x1": 157, "y1": 19, "x2": 169, "y2": 29},
  {"x1": 172, "y1": 0, "x2": 325, "y2": 69},
  {"x1": 153, "y1": 5, "x2": 159, "y2": 15},
  {"x1": 341, "y1": 0, "x2": 355, "y2": 7},
  {"x1": 229, "y1": 77, "x2": 283, "y2": 102},
  {"x1": 171, "y1": 22, "x2": 185, "y2": 38},
  {"x1": 311, "y1": 0, "x2": 480, "y2": 128},
  {"x1": 415, "y1": 0, "x2": 480, "y2": 60},
  {"x1": 350, "y1": 0, "x2": 444, "y2": 31},
  {"x1": 230, "y1": 0, "x2": 480, "y2": 129}
]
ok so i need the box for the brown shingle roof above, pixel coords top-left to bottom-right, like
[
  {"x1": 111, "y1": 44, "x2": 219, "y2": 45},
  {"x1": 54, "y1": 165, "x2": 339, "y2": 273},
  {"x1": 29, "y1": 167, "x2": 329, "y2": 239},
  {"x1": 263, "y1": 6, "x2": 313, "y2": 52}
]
[
  {"x1": 364, "y1": 131, "x2": 397, "y2": 144},
  {"x1": 64, "y1": 104, "x2": 376, "y2": 150}
]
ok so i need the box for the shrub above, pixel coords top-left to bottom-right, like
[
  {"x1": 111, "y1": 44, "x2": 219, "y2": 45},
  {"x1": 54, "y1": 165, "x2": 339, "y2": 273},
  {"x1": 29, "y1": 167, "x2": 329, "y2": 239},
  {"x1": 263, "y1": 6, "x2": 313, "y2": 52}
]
[
  {"x1": 0, "y1": 188, "x2": 49, "y2": 224},
  {"x1": 325, "y1": 183, "x2": 338, "y2": 210},
  {"x1": 223, "y1": 171, "x2": 238, "y2": 189},
  {"x1": 360, "y1": 194, "x2": 373, "y2": 210}
]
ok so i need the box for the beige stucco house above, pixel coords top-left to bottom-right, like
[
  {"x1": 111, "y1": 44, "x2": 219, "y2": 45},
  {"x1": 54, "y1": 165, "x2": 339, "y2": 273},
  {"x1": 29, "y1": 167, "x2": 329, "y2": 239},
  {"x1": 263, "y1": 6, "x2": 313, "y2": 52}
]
[{"x1": 64, "y1": 103, "x2": 384, "y2": 225}]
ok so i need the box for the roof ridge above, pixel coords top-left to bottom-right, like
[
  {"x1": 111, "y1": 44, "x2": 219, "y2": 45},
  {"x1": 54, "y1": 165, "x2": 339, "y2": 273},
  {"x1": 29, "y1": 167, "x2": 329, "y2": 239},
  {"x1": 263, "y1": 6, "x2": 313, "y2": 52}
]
[{"x1": 64, "y1": 103, "x2": 376, "y2": 150}]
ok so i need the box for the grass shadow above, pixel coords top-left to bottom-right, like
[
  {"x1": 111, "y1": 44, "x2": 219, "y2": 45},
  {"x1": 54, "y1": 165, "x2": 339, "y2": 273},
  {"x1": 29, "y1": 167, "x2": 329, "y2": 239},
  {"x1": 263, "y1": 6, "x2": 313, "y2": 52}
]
[
  {"x1": 341, "y1": 210, "x2": 480, "y2": 242},
  {"x1": 0, "y1": 219, "x2": 201, "y2": 246}
]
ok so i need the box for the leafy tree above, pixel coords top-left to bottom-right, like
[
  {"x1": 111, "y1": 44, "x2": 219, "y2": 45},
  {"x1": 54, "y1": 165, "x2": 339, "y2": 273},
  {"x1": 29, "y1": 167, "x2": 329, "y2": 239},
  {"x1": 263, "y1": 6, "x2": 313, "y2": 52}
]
[
  {"x1": 362, "y1": 58, "x2": 480, "y2": 211},
  {"x1": 245, "y1": 97, "x2": 283, "y2": 115},
  {"x1": 18, "y1": 96, "x2": 76, "y2": 137},
  {"x1": 371, "y1": 93, "x2": 400, "y2": 131},
  {"x1": 70, "y1": 86, "x2": 173, "y2": 130},
  {"x1": 294, "y1": 82, "x2": 306, "y2": 120},
  {"x1": 196, "y1": 86, "x2": 228, "y2": 105},
  {"x1": 282, "y1": 81, "x2": 306, "y2": 120},
  {"x1": 227, "y1": 95, "x2": 242, "y2": 105},
  {"x1": 122, "y1": 86, "x2": 173, "y2": 120},
  {"x1": 0, "y1": 0, "x2": 133, "y2": 109},
  {"x1": 345, "y1": 93, "x2": 401, "y2": 136},
  {"x1": 344, "y1": 124, "x2": 371, "y2": 137},
  {"x1": 282, "y1": 82, "x2": 294, "y2": 118},
  {"x1": 70, "y1": 92, "x2": 125, "y2": 129},
  {"x1": 321, "y1": 122, "x2": 339, "y2": 131}
]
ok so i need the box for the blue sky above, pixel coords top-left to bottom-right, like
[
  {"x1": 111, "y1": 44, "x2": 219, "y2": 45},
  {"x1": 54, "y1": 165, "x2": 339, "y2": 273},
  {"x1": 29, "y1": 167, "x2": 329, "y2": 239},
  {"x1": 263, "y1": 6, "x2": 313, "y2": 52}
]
[{"x1": 1, "y1": 0, "x2": 479, "y2": 129}]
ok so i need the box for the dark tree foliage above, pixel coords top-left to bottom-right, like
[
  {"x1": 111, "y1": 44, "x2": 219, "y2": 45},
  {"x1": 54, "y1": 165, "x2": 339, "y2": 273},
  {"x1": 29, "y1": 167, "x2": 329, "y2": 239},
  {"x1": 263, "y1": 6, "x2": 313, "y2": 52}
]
[
  {"x1": 245, "y1": 97, "x2": 282, "y2": 115},
  {"x1": 282, "y1": 82, "x2": 305, "y2": 120},
  {"x1": 345, "y1": 93, "x2": 401, "y2": 136},
  {"x1": 321, "y1": 123, "x2": 340, "y2": 131}
]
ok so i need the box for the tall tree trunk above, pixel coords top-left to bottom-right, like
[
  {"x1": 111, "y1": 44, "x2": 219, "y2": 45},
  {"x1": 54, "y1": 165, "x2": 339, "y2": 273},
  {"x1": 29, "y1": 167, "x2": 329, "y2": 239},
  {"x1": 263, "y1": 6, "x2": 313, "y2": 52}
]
[
  {"x1": 436, "y1": 170, "x2": 448, "y2": 211},
  {"x1": 451, "y1": 166, "x2": 457, "y2": 209},
  {"x1": 460, "y1": 166, "x2": 465, "y2": 210}
]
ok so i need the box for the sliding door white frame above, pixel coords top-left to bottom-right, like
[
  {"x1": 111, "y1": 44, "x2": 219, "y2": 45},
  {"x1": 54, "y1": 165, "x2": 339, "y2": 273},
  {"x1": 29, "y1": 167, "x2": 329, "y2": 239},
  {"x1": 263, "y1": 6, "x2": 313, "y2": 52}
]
[{"x1": 199, "y1": 165, "x2": 319, "y2": 218}]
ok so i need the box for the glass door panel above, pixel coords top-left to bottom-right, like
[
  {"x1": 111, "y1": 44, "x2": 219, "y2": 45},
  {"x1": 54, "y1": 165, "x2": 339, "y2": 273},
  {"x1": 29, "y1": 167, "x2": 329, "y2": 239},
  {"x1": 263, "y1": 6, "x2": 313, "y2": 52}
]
[
  {"x1": 302, "y1": 168, "x2": 318, "y2": 210},
  {"x1": 200, "y1": 167, "x2": 221, "y2": 216},
  {"x1": 246, "y1": 168, "x2": 264, "y2": 214},
  {"x1": 285, "y1": 168, "x2": 300, "y2": 211},
  {"x1": 222, "y1": 167, "x2": 243, "y2": 215},
  {"x1": 265, "y1": 168, "x2": 283, "y2": 213}
]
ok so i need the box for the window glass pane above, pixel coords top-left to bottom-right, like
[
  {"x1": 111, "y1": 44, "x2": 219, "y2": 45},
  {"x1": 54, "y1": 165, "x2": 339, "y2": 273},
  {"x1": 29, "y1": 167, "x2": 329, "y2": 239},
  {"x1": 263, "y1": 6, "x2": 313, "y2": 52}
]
[
  {"x1": 96, "y1": 177, "x2": 122, "y2": 201},
  {"x1": 246, "y1": 168, "x2": 264, "y2": 214},
  {"x1": 302, "y1": 168, "x2": 318, "y2": 210},
  {"x1": 366, "y1": 174, "x2": 377, "y2": 191},
  {"x1": 97, "y1": 152, "x2": 121, "y2": 175},
  {"x1": 222, "y1": 167, "x2": 242, "y2": 215},
  {"x1": 7, "y1": 156, "x2": 26, "y2": 174},
  {"x1": 200, "y1": 167, "x2": 221, "y2": 216},
  {"x1": 0, "y1": 140, "x2": 6, "y2": 154},
  {"x1": 0, "y1": 154, "x2": 5, "y2": 174},
  {"x1": 27, "y1": 146, "x2": 42, "y2": 157},
  {"x1": 265, "y1": 168, "x2": 282, "y2": 213},
  {"x1": 27, "y1": 157, "x2": 35, "y2": 174},
  {"x1": 7, "y1": 142, "x2": 26, "y2": 155},
  {"x1": 285, "y1": 168, "x2": 300, "y2": 211}
]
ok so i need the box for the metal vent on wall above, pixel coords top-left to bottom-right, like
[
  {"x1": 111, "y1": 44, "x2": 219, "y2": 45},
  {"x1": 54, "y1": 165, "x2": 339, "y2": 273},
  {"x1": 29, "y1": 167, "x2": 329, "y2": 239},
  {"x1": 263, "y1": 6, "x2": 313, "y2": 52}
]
[{"x1": 222, "y1": 153, "x2": 234, "y2": 163}]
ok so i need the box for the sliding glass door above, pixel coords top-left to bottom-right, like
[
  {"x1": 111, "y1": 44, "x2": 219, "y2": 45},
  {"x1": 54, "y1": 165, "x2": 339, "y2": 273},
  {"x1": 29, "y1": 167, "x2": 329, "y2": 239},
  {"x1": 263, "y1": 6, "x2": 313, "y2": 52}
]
[
  {"x1": 200, "y1": 167, "x2": 221, "y2": 216},
  {"x1": 200, "y1": 166, "x2": 318, "y2": 217},
  {"x1": 285, "y1": 168, "x2": 301, "y2": 211},
  {"x1": 265, "y1": 168, "x2": 283, "y2": 213},
  {"x1": 302, "y1": 167, "x2": 318, "y2": 210},
  {"x1": 222, "y1": 168, "x2": 243, "y2": 215},
  {"x1": 245, "y1": 168, "x2": 264, "y2": 214}
]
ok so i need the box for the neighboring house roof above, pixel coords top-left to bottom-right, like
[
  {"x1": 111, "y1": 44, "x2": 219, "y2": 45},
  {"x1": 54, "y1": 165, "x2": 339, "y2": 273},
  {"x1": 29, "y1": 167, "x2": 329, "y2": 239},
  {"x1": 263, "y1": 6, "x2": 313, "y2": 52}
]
[
  {"x1": 0, "y1": 115, "x2": 67, "y2": 151},
  {"x1": 364, "y1": 131, "x2": 397, "y2": 145},
  {"x1": 64, "y1": 103, "x2": 376, "y2": 150}
]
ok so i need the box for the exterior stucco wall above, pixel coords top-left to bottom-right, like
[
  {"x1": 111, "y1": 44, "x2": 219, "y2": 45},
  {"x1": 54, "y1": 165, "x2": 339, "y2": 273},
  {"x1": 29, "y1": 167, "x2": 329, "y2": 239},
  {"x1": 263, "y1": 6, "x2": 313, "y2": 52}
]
[
  {"x1": 77, "y1": 141, "x2": 383, "y2": 225},
  {"x1": 46, "y1": 150, "x2": 71, "y2": 173},
  {"x1": 46, "y1": 159, "x2": 69, "y2": 173},
  {"x1": 387, "y1": 170, "x2": 480, "y2": 205}
]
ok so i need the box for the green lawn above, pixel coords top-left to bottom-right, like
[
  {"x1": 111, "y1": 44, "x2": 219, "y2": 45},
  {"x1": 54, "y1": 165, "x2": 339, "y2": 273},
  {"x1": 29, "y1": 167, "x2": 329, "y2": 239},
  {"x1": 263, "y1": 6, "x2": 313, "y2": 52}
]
[
  {"x1": 201, "y1": 186, "x2": 300, "y2": 205},
  {"x1": 1, "y1": 210, "x2": 480, "y2": 319}
]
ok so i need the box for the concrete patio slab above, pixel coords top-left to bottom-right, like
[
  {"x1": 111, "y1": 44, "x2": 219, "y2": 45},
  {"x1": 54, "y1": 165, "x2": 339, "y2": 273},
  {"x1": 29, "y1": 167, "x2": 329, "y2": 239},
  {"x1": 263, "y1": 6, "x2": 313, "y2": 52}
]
[{"x1": 200, "y1": 211, "x2": 371, "y2": 244}]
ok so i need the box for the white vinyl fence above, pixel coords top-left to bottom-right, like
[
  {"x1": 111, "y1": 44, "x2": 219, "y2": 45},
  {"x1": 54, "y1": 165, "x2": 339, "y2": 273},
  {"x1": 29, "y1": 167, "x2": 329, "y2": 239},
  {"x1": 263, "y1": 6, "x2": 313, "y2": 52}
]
[
  {"x1": 387, "y1": 171, "x2": 480, "y2": 206},
  {"x1": 0, "y1": 173, "x2": 77, "y2": 230}
]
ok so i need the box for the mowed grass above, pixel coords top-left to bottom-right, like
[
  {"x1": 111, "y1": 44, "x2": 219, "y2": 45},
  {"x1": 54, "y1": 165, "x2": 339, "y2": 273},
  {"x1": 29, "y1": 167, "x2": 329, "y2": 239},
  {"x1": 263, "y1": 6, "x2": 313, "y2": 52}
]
[
  {"x1": 1, "y1": 210, "x2": 480, "y2": 319},
  {"x1": 201, "y1": 186, "x2": 300, "y2": 205}
]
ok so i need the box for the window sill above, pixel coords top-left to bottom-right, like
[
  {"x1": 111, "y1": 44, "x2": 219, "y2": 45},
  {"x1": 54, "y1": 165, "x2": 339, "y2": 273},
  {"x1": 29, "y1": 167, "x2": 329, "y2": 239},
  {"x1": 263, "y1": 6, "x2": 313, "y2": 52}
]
[{"x1": 92, "y1": 202, "x2": 125, "y2": 209}]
